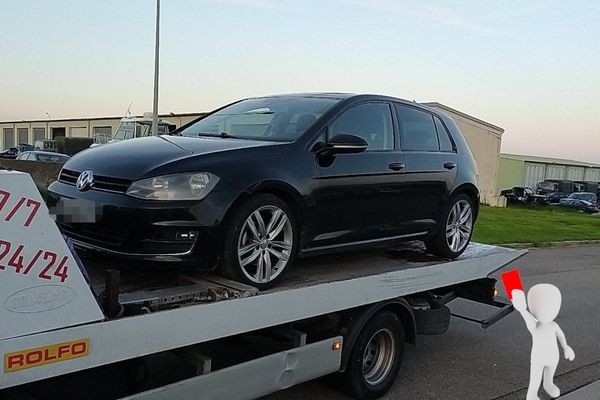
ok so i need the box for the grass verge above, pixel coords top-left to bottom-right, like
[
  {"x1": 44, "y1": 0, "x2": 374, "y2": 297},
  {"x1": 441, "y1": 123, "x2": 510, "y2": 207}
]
[{"x1": 472, "y1": 205, "x2": 600, "y2": 246}]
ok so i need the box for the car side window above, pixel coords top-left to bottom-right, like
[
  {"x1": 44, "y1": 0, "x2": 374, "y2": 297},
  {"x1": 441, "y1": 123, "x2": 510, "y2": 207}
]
[
  {"x1": 330, "y1": 103, "x2": 394, "y2": 151},
  {"x1": 395, "y1": 105, "x2": 439, "y2": 152},
  {"x1": 434, "y1": 116, "x2": 455, "y2": 152}
]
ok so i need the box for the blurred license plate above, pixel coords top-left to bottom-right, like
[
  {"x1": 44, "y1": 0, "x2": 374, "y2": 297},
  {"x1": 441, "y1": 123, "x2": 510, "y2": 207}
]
[{"x1": 49, "y1": 198, "x2": 102, "y2": 223}]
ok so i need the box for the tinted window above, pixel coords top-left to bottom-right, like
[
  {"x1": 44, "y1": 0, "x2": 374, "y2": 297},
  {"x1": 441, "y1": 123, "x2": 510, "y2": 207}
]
[
  {"x1": 180, "y1": 97, "x2": 338, "y2": 142},
  {"x1": 434, "y1": 116, "x2": 454, "y2": 152},
  {"x1": 395, "y1": 105, "x2": 438, "y2": 151},
  {"x1": 330, "y1": 103, "x2": 394, "y2": 151}
]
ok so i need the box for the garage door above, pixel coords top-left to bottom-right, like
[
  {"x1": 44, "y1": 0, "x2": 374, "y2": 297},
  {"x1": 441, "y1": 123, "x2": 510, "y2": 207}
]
[
  {"x1": 525, "y1": 163, "x2": 546, "y2": 189},
  {"x1": 17, "y1": 128, "x2": 29, "y2": 145},
  {"x1": 566, "y1": 167, "x2": 584, "y2": 181},
  {"x1": 3, "y1": 128, "x2": 14, "y2": 149},
  {"x1": 546, "y1": 165, "x2": 566, "y2": 179},
  {"x1": 585, "y1": 168, "x2": 600, "y2": 181},
  {"x1": 33, "y1": 128, "x2": 45, "y2": 142}
]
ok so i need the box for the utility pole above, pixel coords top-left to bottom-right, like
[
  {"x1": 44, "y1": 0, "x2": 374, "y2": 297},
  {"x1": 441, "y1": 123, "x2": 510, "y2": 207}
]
[{"x1": 152, "y1": 0, "x2": 160, "y2": 136}]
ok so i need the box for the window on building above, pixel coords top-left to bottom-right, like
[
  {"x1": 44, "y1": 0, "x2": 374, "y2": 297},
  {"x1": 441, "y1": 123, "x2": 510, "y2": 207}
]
[
  {"x1": 395, "y1": 105, "x2": 439, "y2": 152},
  {"x1": 93, "y1": 126, "x2": 112, "y2": 137},
  {"x1": 3, "y1": 128, "x2": 14, "y2": 149},
  {"x1": 17, "y1": 128, "x2": 29, "y2": 145},
  {"x1": 33, "y1": 128, "x2": 46, "y2": 143},
  {"x1": 330, "y1": 103, "x2": 394, "y2": 151}
]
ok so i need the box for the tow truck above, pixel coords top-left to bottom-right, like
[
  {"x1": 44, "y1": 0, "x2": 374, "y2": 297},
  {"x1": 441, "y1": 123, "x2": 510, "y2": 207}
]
[{"x1": 0, "y1": 170, "x2": 525, "y2": 399}]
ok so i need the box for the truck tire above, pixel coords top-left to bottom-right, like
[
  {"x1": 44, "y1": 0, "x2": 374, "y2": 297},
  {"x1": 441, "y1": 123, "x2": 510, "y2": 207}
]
[
  {"x1": 341, "y1": 311, "x2": 405, "y2": 399},
  {"x1": 221, "y1": 194, "x2": 298, "y2": 290},
  {"x1": 426, "y1": 193, "x2": 474, "y2": 258}
]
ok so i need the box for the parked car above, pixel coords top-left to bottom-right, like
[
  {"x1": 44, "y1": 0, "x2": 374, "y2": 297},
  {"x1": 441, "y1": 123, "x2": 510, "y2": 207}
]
[
  {"x1": 0, "y1": 147, "x2": 19, "y2": 159},
  {"x1": 16, "y1": 151, "x2": 70, "y2": 163},
  {"x1": 48, "y1": 93, "x2": 479, "y2": 288},
  {"x1": 539, "y1": 191, "x2": 570, "y2": 205},
  {"x1": 558, "y1": 192, "x2": 598, "y2": 213},
  {"x1": 0, "y1": 144, "x2": 36, "y2": 159},
  {"x1": 500, "y1": 186, "x2": 537, "y2": 204}
]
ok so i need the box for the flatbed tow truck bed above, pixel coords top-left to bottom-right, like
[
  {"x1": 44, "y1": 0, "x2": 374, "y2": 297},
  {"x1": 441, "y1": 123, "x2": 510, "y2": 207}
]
[{"x1": 0, "y1": 170, "x2": 525, "y2": 400}]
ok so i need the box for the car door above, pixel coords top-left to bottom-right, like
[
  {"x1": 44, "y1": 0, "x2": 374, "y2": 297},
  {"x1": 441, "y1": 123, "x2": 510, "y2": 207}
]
[
  {"x1": 394, "y1": 104, "x2": 458, "y2": 232},
  {"x1": 310, "y1": 101, "x2": 409, "y2": 250}
]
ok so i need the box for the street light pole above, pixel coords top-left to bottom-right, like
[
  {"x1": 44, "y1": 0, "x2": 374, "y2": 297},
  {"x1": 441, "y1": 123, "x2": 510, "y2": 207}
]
[{"x1": 152, "y1": 0, "x2": 160, "y2": 136}]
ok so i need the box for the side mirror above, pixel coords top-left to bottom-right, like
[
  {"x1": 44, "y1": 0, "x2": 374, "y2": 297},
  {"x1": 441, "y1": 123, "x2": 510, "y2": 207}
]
[{"x1": 316, "y1": 134, "x2": 368, "y2": 156}]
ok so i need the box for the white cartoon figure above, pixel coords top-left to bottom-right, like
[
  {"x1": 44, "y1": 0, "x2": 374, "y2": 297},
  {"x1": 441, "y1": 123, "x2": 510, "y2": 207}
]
[{"x1": 512, "y1": 284, "x2": 575, "y2": 400}]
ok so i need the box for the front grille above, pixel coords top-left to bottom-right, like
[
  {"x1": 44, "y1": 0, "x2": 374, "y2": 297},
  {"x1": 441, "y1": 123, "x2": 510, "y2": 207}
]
[
  {"x1": 60, "y1": 222, "x2": 128, "y2": 247},
  {"x1": 60, "y1": 222, "x2": 195, "y2": 255},
  {"x1": 59, "y1": 168, "x2": 132, "y2": 193}
]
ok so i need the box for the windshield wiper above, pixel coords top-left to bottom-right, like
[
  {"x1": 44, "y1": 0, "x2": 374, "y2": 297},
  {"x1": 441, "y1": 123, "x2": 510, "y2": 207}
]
[{"x1": 196, "y1": 132, "x2": 240, "y2": 139}]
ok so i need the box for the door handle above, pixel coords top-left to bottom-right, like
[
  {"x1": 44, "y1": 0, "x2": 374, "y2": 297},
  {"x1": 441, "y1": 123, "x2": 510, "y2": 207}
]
[
  {"x1": 443, "y1": 162, "x2": 457, "y2": 170},
  {"x1": 388, "y1": 162, "x2": 405, "y2": 171}
]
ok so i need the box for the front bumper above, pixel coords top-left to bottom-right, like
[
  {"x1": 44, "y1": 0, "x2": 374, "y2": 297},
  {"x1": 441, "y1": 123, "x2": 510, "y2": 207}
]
[{"x1": 47, "y1": 181, "x2": 240, "y2": 266}]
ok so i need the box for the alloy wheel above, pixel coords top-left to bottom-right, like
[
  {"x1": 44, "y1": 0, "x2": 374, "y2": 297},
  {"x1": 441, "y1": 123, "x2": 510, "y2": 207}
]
[
  {"x1": 445, "y1": 199, "x2": 473, "y2": 253},
  {"x1": 237, "y1": 205, "x2": 293, "y2": 284}
]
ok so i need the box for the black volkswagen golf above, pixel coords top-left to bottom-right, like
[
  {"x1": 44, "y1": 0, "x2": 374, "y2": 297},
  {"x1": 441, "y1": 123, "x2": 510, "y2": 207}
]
[{"x1": 48, "y1": 93, "x2": 479, "y2": 289}]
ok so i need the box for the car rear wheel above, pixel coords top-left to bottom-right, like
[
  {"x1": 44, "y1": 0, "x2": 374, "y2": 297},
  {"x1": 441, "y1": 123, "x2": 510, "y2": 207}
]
[
  {"x1": 221, "y1": 194, "x2": 298, "y2": 289},
  {"x1": 340, "y1": 311, "x2": 405, "y2": 399},
  {"x1": 426, "y1": 193, "x2": 474, "y2": 258}
]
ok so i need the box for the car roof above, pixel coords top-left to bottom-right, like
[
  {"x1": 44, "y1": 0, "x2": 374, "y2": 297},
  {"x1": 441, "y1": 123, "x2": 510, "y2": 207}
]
[
  {"x1": 22, "y1": 151, "x2": 69, "y2": 157},
  {"x1": 247, "y1": 92, "x2": 435, "y2": 111}
]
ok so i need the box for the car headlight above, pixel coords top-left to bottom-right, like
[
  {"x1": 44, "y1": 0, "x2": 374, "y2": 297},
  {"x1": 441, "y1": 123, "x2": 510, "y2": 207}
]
[{"x1": 126, "y1": 172, "x2": 219, "y2": 200}]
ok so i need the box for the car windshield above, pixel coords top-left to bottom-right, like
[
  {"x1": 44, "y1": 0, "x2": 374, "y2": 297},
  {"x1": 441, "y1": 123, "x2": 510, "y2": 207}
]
[
  {"x1": 537, "y1": 181, "x2": 557, "y2": 191},
  {"x1": 114, "y1": 122, "x2": 135, "y2": 140},
  {"x1": 179, "y1": 97, "x2": 339, "y2": 142},
  {"x1": 569, "y1": 192, "x2": 595, "y2": 201},
  {"x1": 38, "y1": 153, "x2": 69, "y2": 162}
]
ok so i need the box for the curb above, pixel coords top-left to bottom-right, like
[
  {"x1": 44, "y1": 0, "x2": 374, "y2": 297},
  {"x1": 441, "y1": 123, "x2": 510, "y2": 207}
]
[{"x1": 499, "y1": 239, "x2": 600, "y2": 249}]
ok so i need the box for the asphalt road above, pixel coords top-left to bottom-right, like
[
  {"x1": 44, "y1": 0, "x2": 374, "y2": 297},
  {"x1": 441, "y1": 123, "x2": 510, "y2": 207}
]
[{"x1": 266, "y1": 245, "x2": 600, "y2": 400}]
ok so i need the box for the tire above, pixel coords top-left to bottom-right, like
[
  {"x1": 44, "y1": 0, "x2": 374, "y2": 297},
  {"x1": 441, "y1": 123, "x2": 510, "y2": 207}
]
[
  {"x1": 340, "y1": 312, "x2": 405, "y2": 399},
  {"x1": 221, "y1": 194, "x2": 298, "y2": 290},
  {"x1": 426, "y1": 193, "x2": 474, "y2": 259}
]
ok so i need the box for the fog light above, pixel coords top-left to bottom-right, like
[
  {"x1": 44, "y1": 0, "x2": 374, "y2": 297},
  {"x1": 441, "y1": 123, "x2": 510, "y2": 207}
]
[
  {"x1": 493, "y1": 288, "x2": 499, "y2": 299},
  {"x1": 176, "y1": 231, "x2": 198, "y2": 241}
]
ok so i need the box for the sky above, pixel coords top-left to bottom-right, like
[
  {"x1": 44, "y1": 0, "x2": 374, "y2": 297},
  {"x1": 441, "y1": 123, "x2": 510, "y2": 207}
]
[{"x1": 1, "y1": 0, "x2": 599, "y2": 162}]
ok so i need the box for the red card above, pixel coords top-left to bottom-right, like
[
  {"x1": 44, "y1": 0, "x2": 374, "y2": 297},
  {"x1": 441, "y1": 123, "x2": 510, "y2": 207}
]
[{"x1": 501, "y1": 269, "x2": 523, "y2": 300}]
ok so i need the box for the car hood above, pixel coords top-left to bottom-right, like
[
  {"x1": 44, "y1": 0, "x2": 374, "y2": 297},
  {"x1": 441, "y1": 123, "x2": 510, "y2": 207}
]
[{"x1": 64, "y1": 135, "x2": 281, "y2": 179}]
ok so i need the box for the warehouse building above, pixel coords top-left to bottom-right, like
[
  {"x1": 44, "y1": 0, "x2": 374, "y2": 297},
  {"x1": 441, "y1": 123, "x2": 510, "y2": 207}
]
[
  {"x1": 1, "y1": 102, "x2": 505, "y2": 205},
  {"x1": 0, "y1": 112, "x2": 203, "y2": 147},
  {"x1": 497, "y1": 153, "x2": 600, "y2": 192}
]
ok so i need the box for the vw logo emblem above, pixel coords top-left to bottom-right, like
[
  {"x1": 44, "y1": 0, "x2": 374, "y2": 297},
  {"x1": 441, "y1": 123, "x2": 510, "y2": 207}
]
[{"x1": 76, "y1": 170, "x2": 94, "y2": 191}]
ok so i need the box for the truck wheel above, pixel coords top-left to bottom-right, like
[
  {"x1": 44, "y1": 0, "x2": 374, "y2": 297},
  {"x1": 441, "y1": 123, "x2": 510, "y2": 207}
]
[
  {"x1": 221, "y1": 194, "x2": 298, "y2": 290},
  {"x1": 341, "y1": 311, "x2": 405, "y2": 399},
  {"x1": 426, "y1": 193, "x2": 474, "y2": 258}
]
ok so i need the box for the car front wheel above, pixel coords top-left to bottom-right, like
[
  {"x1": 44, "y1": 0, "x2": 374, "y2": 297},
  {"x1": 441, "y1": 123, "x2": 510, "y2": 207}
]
[
  {"x1": 426, "y1": 193, "x2": 474, "y2": 258},
  {"x1": 221, "y1": 194, "x2": 298, "y2": 289}
]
